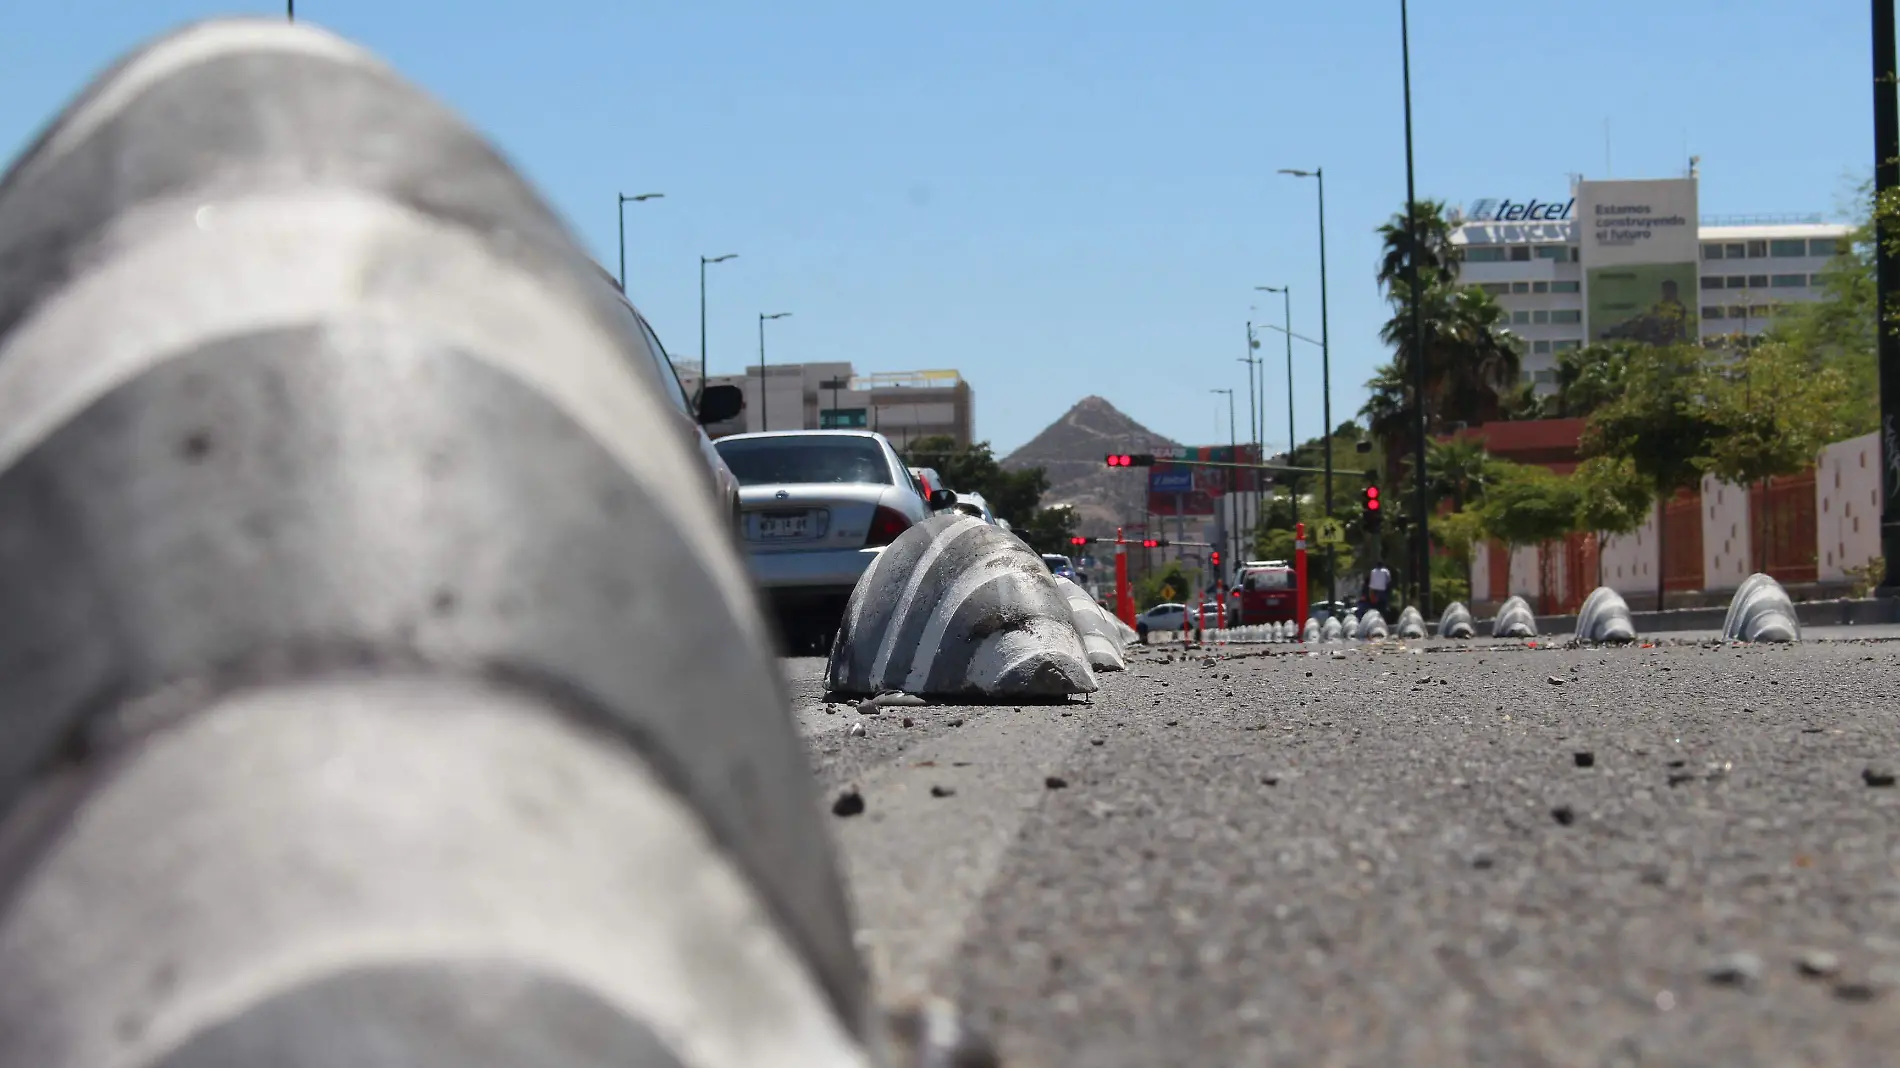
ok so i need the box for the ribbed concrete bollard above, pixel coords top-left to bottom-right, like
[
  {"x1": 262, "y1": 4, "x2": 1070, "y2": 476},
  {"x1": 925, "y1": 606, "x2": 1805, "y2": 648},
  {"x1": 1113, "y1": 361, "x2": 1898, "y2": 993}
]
[
  {"x1": 1576, "y1": 586, "x2": 1638, "y2": 644},
  {"x1": 1396, "y1": 605, "x2": 1427, "y2": 639},
  {"x1": 1302, "y1": 617, "x2": 1321, "y2": 643},
  {"x1": 1055, "y1": 578, "x2": 1126, "y2": 672},
  {"x1": 826, "y1": 514, "x2": 1097, "y2": 698},
  {"x1": 1321, "y1": 616, "x2": 1344, "y2": 642},
  {"x1": 1491, "y1": 595, "x2": 1539, "y2": 638},
  {"x1": 1356, "y1": 610, "x2": 1388, "y2": 640},
  {"x1": 1439, "y1": 601, "x2": 1475, "y2": 639},
  {"x1": 1722, "y1": 573, "x2": 1802, "y2": 643},
  {"x1": 0, "y1": 19, "x2": 883, "y2": 1067}
]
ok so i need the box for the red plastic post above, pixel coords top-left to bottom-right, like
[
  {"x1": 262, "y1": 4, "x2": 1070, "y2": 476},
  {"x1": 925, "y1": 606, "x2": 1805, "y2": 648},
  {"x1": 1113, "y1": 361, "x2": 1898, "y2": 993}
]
[{"x1": 1294, "y1": 522, "x2": 1309, "y2": 638}]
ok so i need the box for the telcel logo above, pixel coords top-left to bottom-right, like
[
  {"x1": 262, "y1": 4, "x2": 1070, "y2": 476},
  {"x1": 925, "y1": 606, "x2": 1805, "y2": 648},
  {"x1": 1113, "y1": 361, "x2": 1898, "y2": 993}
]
[{"x1": 1468, "y1": 197, "x2": 1574, "y2": 222}]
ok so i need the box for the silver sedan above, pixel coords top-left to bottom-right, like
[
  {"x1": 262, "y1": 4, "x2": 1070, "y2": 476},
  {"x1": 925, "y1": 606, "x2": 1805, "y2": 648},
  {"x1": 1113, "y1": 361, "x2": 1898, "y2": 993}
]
[{"x1": 715, "y1": 430, "x2": 945, "y2": 653}]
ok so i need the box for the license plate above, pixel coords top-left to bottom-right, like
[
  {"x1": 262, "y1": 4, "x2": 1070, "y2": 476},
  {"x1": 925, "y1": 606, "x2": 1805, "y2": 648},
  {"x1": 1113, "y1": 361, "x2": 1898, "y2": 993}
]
[{"x1": 758, "y1": 514, "x2": 809, "y2": 539}]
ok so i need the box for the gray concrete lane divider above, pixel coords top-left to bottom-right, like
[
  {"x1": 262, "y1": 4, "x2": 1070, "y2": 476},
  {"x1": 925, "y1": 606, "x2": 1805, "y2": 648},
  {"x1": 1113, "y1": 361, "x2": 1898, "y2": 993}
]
[
  {"x1": 1302, "y1": 617, "x2": 1321, "y2": 643},
  {"x1": 1356, "y1": 609, "x2": 1388, "y2": 640},
  {"x1": 1438, "y1": 601, "x2": 1476, "y2": 639},
  {"x1": 1396, "y1": 605, "x2": 1427, "y2": 639},
  {"x1": 1491, "y1": 595, "x2": 1539, "y2": 638},
  {"x1": 0, "y1": 18, "x2": 881, "y2": 1067},
  {"x1": 1576, "y1": 586, "x2": 1638, "y2": 644},
  {"x1": 825, "y1": 513, "x2": 1098, "y2": 699},
  {"x1": 1723, "y1": 572, "x2": 1802, "y2": 643},
  {"x1": 1057, "y1": 577, "x2": 1127, "y2": 672}
]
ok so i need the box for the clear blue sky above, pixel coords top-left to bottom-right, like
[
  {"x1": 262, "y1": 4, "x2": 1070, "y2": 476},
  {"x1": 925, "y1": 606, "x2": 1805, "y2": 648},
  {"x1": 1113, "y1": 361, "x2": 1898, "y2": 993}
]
[{"x1": 1, "y1": 2, "x2": 1879, "y2": 454}]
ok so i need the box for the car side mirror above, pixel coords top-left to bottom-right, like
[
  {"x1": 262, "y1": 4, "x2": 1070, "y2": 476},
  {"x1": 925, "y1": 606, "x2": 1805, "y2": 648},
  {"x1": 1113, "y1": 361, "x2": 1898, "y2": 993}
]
[
  {"x1": 928, "y1": 488, "x2": 957, "y2": 508},
  {"x1": 697, "y1": 383, "x2": 744, "y2": 425}
]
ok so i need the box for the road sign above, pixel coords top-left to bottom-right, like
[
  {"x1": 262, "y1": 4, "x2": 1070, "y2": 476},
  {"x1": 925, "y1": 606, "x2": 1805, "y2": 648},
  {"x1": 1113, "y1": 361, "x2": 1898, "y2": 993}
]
[
  {"x1": 1160, "y1": 583, "x2": 1177, "y2": 600},
  {"x1": 1313, "y1": 518, "x2": 1346, "y2": 546}
]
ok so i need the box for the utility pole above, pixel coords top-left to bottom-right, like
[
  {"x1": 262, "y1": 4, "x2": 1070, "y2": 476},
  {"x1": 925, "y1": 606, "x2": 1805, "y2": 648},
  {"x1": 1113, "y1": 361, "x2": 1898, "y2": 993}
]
[
  {"x1": 616, "y1": 192, "x2": 664, "y2": 294},
  {"x1": 287, "y1": 0, "x2": 294, "y2": 20},
  {"x1": 699, "y1": 254, "x2": 737, "y2": 407},
  {"x1": 1875, "y1": 0, "x2": 1900, "y2": 591},
  {"x1": 1401, "y1": 0, "x2": 1433, "y2": 611}
]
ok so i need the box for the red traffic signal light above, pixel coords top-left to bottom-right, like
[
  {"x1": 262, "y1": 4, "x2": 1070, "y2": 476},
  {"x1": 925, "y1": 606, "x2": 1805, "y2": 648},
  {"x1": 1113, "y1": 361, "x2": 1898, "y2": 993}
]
[
  {"x1": 1210, "y1": 550, "x2": 1221, "y2": 567},
  {"x1": 1070, "y1": 536, "x2": 1088, "y2": 545},
  {"x1": 1365, "y1": 485, "x2": 1381, "y2": 511},
  {"x1": 1140, "y1": 538, "x2": 1171, "y2": 548},
  {"x1": 1104, "y1": 453, "x2": 1157, "y2": 468}
]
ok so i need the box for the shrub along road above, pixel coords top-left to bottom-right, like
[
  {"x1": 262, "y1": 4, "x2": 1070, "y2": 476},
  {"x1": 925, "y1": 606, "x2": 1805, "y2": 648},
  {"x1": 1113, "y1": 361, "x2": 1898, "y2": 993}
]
[{"x1": 786, "y1": 636, "x2": 1900, "y2": 1067}]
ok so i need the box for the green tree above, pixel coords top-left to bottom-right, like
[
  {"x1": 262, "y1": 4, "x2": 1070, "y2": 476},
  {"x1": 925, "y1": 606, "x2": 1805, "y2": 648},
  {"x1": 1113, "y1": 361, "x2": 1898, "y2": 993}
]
[
  {"x1": 1377, "y1": 198, "x2": 1462, "y2": 289},
  {"x1": 1372, "y1": 280, "x2": 1524, "y2": 438},
  {"x1": 1133, "y1": 559, "x2": 1195, "y2": 610},
  {"x1": 1699, "y1": 340, "x2": 1848, "y2": 571},
  {"x1": 1579, "y1": 343, "x2": 1724, "y2": 610},
  {"x1": 1572, "y1": 454, "x2": 1654, "y2": 587},
  {"x1": 1768, "y1": 186, "x2": 1879, "y2": 436},
  {"x1": 1548, "y1": 342, "x2": 1639, "y2": 420},
  {"x1": 1015, "y1": 503, "x2": 1080, "y2": 557},
  {"x1": 1477, "y1": 461, "x2": 1582, "y2": 613},
  {"x1": 901, "y1": 436, "x2": 1048, "y2": 524}
]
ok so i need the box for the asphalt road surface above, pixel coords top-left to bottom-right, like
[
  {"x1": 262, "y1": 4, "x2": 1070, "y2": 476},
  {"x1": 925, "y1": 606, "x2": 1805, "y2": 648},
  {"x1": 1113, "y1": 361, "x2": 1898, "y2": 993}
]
[{"x1": 786, "y1": 636, "x2": 1900, "y2": 1067}]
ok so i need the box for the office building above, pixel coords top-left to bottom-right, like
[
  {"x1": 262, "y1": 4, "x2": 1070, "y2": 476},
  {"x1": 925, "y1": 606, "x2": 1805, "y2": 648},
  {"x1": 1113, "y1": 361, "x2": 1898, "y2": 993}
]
[
  {"x1": 678, "y1": 362, "x2": 975, "y2": 446},
  {"x1": 1448, "y1": 173, "x2": 1851, "y2": 391}
]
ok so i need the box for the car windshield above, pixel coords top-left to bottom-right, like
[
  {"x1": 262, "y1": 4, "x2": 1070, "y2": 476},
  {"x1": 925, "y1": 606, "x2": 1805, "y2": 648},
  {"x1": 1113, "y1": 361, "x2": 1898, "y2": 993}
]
[
  {"x1": 1244, "y1": 569, "x2": 1292, "y2": 590},
  {"x1": 715, "y1": 437, "x2": 892, "y2": 486}
]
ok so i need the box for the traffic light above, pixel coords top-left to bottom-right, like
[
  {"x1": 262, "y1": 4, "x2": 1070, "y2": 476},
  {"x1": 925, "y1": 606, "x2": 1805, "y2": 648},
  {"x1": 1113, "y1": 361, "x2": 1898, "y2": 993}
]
[
  {"x1": 1069, "y1": 536, "x2": 1088, "y2": 546},
  {"x1": 1139, "y1": 538, "x2": 1171, "y2": 548},
  {"x1": 1210, "y1": 550, "x2": 1221, "y2": 568},
  {"x1": 1104, "y1": 453, "x2": 1157, "y2": 468},
  {"x1": 1364, "y1": 484, "x2": 1383, "y2": 532}
]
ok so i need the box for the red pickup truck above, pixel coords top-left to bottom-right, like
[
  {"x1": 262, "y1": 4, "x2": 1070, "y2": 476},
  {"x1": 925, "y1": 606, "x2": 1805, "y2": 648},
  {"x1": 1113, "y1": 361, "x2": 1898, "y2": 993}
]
[{"x1": 1228, "y1": 561, "x2": 1299, "y2": 625}]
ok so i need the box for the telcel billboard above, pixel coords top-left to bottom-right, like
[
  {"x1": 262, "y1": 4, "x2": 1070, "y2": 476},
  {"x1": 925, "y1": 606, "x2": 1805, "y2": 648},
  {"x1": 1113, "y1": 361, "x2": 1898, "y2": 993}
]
[
  {"x1": 1468, "y1": 197, "x2": 1574, "y2": 222},
  {"x1": 1577, "y1": 178, "x2": 1700, "y2": 346}
]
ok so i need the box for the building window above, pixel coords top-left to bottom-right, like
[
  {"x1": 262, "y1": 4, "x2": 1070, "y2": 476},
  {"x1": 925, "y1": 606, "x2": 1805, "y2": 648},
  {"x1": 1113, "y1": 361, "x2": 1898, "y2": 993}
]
[
  {"x1": 1701, "y1": 276, "x2": 1724, "y2": 290},
  {"x1": 1532, "y1": 339, "x2": 1552, "y2": 354},
  {"x1": 1728, "y1": 305, "x2": 1749, "y2": 318},
  {"x1": 1552, "y1": 339, "x2": 1581, "y2": 352},
  {"x1": 1702, "y1": 243, "x2": 1725, "y2": 260},
  {"x1": 1769, "y1": 239, "x2": 1807, "y2": 258},
  {"x1": 1703, "y1": 306, "x2": 1726, "y2": 320},
  {"x1": 819, "y1": 408, "x2": 869, "y2": 429},
  {"x1": 1511, "y1": 281, "x2": 1530, "y2": 294},
  {"x1": 1747, "y1": 274, "x2": 1769, "y2": 288},
  {"x1": 1533, "y1": 369, "x2": 1558, "y2": 384},
  {"x1": 1771, "y1": 273, "x2": 1807, "y2": 288},
  {"x1": 1746, "y1": 240, "x2": 1768, "y2": 258},
  {"x1": 1809, "y1": 237, "x2": 1840, "y2": 257},
  {"x1": 1551, "y1": 279, "x2": 1580, "y2": 293},
  {"x1": 1532, "y1": 309, "x2": 1550, "y2": 324},
  {"x1": 1507, "y1": 246, "x2": 1531, "y2": 262},
  {"x1": 1750, "y1": 303, "x2": 1773, "y2": 318},
  {"x1": 1480, "y1": 282, "x2": 1510, "y2": 296},
  {"x1": 1811, "y1": 273, "x2": 1829, "y2": 286},
  {"x1": 1571, "y1": 247, "x2": 1583, "y2": 262},
  {"x1": 1511, "y1": 310, "x2": 1531, "y2": 325},
  {"x1": 1725, "y1": 275, "x2": 1747, "y2": 288},
  {"x1": 1532, "y1": 280, "x2": 1549, "y2": 293},
  {"x1": 1550, "y1": 309, "x2": 1582, "y2": 324},
  {"x1": 1725, "y1": 243, "x2": 1746, "y2": 259},
  {"x1": 1535, "y1": 245, "x2": 1567, "y2": 260},
  {"x1": 1465, "y1": 246, "x2": 1507, "y2": 263}
]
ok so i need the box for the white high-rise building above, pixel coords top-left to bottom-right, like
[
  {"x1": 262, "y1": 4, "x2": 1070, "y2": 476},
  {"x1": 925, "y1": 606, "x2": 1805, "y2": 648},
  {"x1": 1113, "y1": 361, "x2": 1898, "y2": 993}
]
[{"x1": 1447, "y1": 175, "x2": 1852, "y2": 392}]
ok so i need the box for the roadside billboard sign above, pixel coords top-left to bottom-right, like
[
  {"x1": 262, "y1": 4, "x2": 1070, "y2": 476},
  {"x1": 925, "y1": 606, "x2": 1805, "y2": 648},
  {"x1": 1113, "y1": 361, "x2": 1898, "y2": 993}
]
[{"x1": 1576, "y1": 178, "x2": 1700, "y2": 345}]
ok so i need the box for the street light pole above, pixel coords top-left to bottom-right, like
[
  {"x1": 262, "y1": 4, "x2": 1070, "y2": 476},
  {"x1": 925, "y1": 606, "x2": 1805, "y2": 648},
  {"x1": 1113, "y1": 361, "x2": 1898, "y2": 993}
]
[
  {"x1": 1400, "y1": 0, "x2": 1433, "y2": 611},
  {"x1": 287, "y1": 0, "x2": 293, "y2": 20},
  {"x1": 616, "y1": 192, "x2": 664, "y2": 293},
  {"x1": 758, "y1": 312, "x2": 792, "y2": 431},
  {"x1": 1281, "y1": 167, "x2": 1335, "y2": 605},
  {"x1": 1874, "y1": 0, "x2": 1900, "y2": 591},
  {"x1": 1257, "y1": 285, "x2": 1298, "y2": 528},
  {"x1": 698, "y1": 253, "x2": 737, "y2": 405},
  {"x1": 1238, "y1": 332, "x2": 1261, "y2": 558},
  {"x1": 1212, "y1": 387, "x2": 1237, "y2": 579}
]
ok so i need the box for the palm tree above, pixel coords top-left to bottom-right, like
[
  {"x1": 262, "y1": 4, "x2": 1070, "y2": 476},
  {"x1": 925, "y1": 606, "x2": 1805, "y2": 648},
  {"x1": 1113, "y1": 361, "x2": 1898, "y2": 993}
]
[
  {"x1": 1376, "y1": 277, "x2": 1523, "y2": 433},
  {"x1": 1423, "y1": 435, "x2": 1495, "y2": 511},
  {"x1": 1377, "y1": 199, "x2": 1460, "y2": 289}
]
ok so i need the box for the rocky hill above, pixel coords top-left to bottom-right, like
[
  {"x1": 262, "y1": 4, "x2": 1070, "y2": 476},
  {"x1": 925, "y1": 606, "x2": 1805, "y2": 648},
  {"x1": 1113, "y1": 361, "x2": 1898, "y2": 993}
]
[{"x1": 1002, "y1": 396, "x2": 1178, "y2": 533}]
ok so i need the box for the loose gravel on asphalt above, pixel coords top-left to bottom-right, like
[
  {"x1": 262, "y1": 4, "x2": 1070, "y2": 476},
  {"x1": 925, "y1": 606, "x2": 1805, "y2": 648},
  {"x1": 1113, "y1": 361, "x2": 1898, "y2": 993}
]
[{"x1": 784, "y1": 637, "x2": 1900, "y2": 1068}]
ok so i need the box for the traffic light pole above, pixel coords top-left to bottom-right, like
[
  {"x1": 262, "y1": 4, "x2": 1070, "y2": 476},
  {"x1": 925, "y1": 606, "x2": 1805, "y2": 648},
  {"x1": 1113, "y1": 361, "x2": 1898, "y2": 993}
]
[{"x1": 1875, "y1": 0, "x2": 1900, "y2": 593}]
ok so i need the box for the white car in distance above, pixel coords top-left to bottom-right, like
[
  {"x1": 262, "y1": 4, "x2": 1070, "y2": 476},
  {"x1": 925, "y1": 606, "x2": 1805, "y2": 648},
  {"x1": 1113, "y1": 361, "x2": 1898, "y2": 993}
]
[{"x1": 715, "y1": 430, "x2": 946, "y2": 654}]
